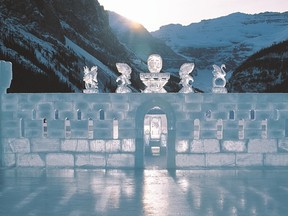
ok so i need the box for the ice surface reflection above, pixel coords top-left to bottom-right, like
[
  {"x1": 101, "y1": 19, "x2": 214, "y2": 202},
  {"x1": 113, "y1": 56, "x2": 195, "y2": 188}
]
[
  {"x1": 0, "y1": 169, "x2": 288, "y2": 216},
  {"x1": 143, "y1": 171, "x2": 170, "y2": 215}
]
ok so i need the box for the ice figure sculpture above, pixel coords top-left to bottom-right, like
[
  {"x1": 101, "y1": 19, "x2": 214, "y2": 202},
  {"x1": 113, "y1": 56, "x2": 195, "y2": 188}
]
[
  {"x1": 179, "y1": 63, "x2": 195, "y2": 93},
  {"x1": 83, "y1": 66, "x2": 98, "y2": 93},
  {"x1": 0, "y1": 60, "x2": 12, "y2": 94},
  {"x1": 115, "y1": 63, "x2": 132, "y2": 93},
  {"x1": 140, "y1": 54, "x2": 170, "y2": 93},
  {"x1": 212, "y1": 64, "x2": 227, "y2": 93}
]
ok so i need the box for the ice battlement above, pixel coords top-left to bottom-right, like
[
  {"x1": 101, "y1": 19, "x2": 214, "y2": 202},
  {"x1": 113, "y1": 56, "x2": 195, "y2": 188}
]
[{"x1": 1, "y1": 61, "x2": 288, "y2": 169}]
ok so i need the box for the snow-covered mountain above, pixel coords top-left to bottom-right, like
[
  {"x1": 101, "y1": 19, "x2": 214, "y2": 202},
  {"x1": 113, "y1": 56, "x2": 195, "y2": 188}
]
[
  {"x1": 151, "y1": 12, "x2": 288, "y2": 92},
  {"x1": 0, "y1": 0, "x2": 146, "y2": 93},
  {"x1": 108, "y1": 11, "x2": 186, "y2": 72},
  {"x1": 228, "y1": 39, "x2": 288, "y2": 92},
  {"x1": 1, "y1": 0, "x2": 287, "y2": 93}
]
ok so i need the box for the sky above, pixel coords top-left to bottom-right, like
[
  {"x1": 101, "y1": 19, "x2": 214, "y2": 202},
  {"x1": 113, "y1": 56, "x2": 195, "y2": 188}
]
[{"x1": 98, "y1": 0, "x2": 288, "y2": 31}]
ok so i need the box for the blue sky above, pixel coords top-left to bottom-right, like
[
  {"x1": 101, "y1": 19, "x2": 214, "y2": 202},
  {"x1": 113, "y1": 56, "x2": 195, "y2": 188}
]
[{"x1": 98, "y1": 0, "x2": 288, "y2": 31}]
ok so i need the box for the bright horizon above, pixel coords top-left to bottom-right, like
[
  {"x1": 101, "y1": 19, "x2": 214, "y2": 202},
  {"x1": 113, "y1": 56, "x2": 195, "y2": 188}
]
[{"x1": 98, "y1": 0, "x2": 288, "y2": 31}]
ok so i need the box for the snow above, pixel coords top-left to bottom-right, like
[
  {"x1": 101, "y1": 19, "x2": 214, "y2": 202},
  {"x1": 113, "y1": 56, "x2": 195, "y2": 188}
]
[
  {"x1": 65, "y1": 37, "x2": 119, "y2": 92},
  {"x1": 65, "y1": 37, "x2": 139, "y2": 92},
  {"x1": 65, "y1": 37, "x2": 116, "y2": 80},
  {"x1": 1, "y1": 6, "x2": 287, "y2": 93},
  {"x1": 0, "y1": 18, "x2": 83, "y2": 91},
  {"x1": 153, "y1": 12, "x2": 288, "y2": 50},
  {"x1": 151, "y1": 12, "x2": 288, "y2": 92}
]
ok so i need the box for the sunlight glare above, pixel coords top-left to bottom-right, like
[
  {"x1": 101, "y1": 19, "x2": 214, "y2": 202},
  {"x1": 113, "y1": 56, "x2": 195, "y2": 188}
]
[
  {"x1": 99, "y1": 0, "x2": 288, "y2": 32},
  {"x1": 99, "y1": 0, "x2": 172, "y2": 31}
]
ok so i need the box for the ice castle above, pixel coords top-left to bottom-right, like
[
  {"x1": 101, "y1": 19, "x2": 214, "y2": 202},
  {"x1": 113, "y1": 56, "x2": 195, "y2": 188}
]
[{"x1": 1, "y1": 58, "x2": 288, "y2": 169}]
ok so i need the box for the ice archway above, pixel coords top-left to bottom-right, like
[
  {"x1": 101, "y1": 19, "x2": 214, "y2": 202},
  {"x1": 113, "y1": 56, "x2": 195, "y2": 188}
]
[{"x1": 135, "y1": 97, "x2": 176, "y2": 169}]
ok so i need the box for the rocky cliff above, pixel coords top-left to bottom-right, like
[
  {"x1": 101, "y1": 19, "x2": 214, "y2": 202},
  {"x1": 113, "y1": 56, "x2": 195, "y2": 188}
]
[{"x1": 0, "y1": 0, "x2": 144, "y2": 92}]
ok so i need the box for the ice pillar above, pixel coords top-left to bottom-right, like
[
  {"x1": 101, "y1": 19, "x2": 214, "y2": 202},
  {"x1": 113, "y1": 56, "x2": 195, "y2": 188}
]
[
  {"x1": 0, "y1": 61, "x2": 12, "y2": 166},
  {"x1": 0, "y1": 60, "x2": 12, "y2": 94}
]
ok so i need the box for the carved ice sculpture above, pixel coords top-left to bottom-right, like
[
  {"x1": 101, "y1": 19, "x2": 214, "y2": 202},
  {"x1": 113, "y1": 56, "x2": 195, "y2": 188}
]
[
  {"x1": 179, "y1": 63, "x2": 195, "y2": 93},
  {"x1": 116, "y1": 63, "x2": 132, "y2": 93},
  {"x1": 140, "y1": 54, "x2": 170, "y2": 93},
  {"x1": 83, "y1": 66, "x2": 98, "y2": 93},
  {"x1": 212, "y1": 64, "x2": 227, "y2": 93}
]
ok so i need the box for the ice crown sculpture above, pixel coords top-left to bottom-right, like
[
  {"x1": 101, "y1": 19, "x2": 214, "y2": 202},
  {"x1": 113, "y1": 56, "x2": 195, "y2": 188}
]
[{"x1": 140, "y1": 54, "x2": 170, "y2": 93}]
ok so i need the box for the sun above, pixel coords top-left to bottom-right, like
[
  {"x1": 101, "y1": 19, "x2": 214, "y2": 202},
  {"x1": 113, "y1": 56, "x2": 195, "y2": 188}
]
[
  {"x1": 98, "y1": 0, "x2": 166, "y2": 31},
  {"x1": 120, "y1": 2, "x2": 162, "y2": 31}
]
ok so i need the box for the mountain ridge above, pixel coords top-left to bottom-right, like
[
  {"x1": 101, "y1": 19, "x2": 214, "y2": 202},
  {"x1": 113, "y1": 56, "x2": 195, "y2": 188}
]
[
  {"x1": 228, "y1": 39, "x2": 288, "y2": 92},
  {"x1": 1, "y1": 0, "x2": 287, "y2": 93},
  {"x1": 0, "y1": 0, "x2": 145, "y2": 93},
  {"x1": 149, "y1": 11, "x2": 288, "y2": 91},
  {"x1": 108, "y1": 11, "x2": 187, "y2": 72}
]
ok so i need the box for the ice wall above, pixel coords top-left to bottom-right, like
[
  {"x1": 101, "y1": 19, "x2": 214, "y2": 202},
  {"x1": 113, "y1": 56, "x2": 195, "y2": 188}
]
[
  {"x1": 1, "y1": 60, "x2": 288, "y2": 169},
  {"x1": 1, "y1": 92, "x2": 288, "y2": 169}
]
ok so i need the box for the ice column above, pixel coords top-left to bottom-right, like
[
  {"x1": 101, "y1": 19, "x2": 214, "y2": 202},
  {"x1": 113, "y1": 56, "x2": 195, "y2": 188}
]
[
  {"x1": 0, "y1": 60, "x2": 12, "y2": 94},
  {"x1": 238, "y1": 119, "x2": 245, "y2": 140},
  {"x1": 261, "y1": 119, "x2": 268, "y2": 139},
  {"x1": 216, "y1": 119, "x2": 223, "y2": 139},
  {"x1": 88, "y1": 119, "x2": 94, "y2": 139},
  {"x1": 0, "y1": 61, "x2": 12, "y2": 166},
  {"x1": 65, "y1": 118, "x2": 71, "y2": 138},
  {"x1": 194, "y1": 119, "x2": 200, "y2": 140},
  {"x1": 43, "y1": 119, "x2": 48, "y2": 138}
]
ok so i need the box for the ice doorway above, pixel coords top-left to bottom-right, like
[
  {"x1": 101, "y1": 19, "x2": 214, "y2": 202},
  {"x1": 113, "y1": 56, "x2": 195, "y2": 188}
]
[
  {"x1": 144, "y1": 107, "x2": 168, "y2": 169},
  {"x1": 135, "y1": 97, "x2": 176, "y2": 169}
]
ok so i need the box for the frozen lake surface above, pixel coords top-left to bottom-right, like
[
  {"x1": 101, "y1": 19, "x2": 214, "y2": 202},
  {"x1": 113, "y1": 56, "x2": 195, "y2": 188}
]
[{"x1": 1, "y1": 168, "x2": 288, "y2": 216}]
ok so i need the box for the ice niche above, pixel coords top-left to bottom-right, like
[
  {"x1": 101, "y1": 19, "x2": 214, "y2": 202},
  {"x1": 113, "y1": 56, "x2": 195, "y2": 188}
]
[
  {"x1": 83, "y1": 66, "x2": 98, "y2": 93},
  {"x1": 211, "y1": 64, "x2": 228, "y2": 93},
  {"x1": 178, "y1": 63, "x2": 195, "y2": 93},
  {"x1": 115, "y1": 63, "x2": 132, "y2": 93},
  {"x1": 140, "y1": 54, "x2": 170, "y2": 93}
]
